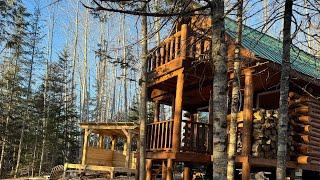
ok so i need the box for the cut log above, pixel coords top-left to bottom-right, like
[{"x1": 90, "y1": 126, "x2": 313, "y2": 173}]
[{"x1": 297, "y1": 156, "x2": 309, "y2": 164}]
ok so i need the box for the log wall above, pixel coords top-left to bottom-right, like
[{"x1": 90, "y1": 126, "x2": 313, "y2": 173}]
[
  {"x1": 289, "y1": 92, "x2": 320, "y2": 165},
  {"x1": 235, "y1": 92, "x2": 320, "y2": 166}
]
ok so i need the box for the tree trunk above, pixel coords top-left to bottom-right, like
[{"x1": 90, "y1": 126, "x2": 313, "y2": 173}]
[
  {"x1": 121, "y1": 13, "x2": 128, "y2": 121},
  {"x1": 15, "y1": 8, "x2": 40, "y2": 177},
  {"x1": 210, "y1": 0, "x2": 228, "y2": 179},
  {"x1": 227, "y1": 0, "x2": 243, "y2": 179},
  {"x1": 39, "y1": 9, "x2": 55, "y2": 175},
  {"x1": 139, "y1": 1, "x2": 148, "y2": 179},
  {"x1": 276, "y1": 0, "x2": 293, "y2": 179}
]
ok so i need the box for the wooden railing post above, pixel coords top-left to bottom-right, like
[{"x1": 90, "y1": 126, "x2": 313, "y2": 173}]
[
  {"x1": 172, "y1": 72, "x2": 184, "y2": 152},
  {"x1": 166, "y1": 159, "x2": 173, "y2": 180},
  {"x1": 146, "y1": 159, "x2": 152, "y2": 180},
  {"x1": 180, "y1": 24, "x2": 188, "y2": 59},
  {"x1": 81, "y1": 129, "x2": 89, "y2": 165},
  {"x1": 99, "y1": 134, "x2": 104, "y2": 149},
  {"x1": 111, "y1": 136, "x2": 116, "y2": 151},
  {"x1": 242, "y1": 68, "x2": 254, "y2": 180},
  {"x1": 125, "y1": 133, "x2": 132, "y2": 168}
]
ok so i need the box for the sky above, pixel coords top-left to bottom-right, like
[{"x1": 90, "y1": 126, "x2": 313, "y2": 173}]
[{"x1": 18, "y1": 0, "x2": 319, "y2": 119}]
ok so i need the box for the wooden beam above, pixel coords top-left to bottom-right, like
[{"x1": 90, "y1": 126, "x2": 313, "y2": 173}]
[
  {"x1": 183, "y1": 163, "x2": 192, "y2": 180},
  {"x1": 146, "y1": 159, "x2": 152, "y2": 180},
  {"x1": 166, "y1": 159, "x2": 173, "y2": 180},
  {"x1": 147, "y1": 66, "x2": 183, "y2": 87},
  {"x1": 162, "y1": 161, "x2": 167, "y2": 180},
  {"x1": 180, "y1": 24, "x2": 188, "y2": 59},
  {"x1": 172, "y1": 72, "x2": 184, "y2": 152},
  {"x1": 242, "y1": 69, "x2": 254, "y2": 180},
  {"x1": 81, "y1": 129, "x2": 89, "y2": 165}
]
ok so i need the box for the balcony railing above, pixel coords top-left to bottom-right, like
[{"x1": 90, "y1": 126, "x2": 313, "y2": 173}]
[
  {"x1": 146, "y1": 120, "x2": 174, "y2": 151},
  {"x1": 146, "y1": 119, "x2": 212, "y2": 154},
  {"x1": 147, "y1": 24, "x2": 187, "y2": 73},
  {"x1": 146, "y1": 24, "x2": 214, "y2": 75},
  {"x1": 181, "y1": 120, "x2": 212, "y2": 154}
]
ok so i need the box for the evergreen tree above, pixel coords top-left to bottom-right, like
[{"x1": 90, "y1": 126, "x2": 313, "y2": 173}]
[{"x1": 0, "y1": 1, "x2": 29, "y2": 176}]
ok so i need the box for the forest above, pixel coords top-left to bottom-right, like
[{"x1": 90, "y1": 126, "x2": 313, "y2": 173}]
[{"x1": 0, "y1": 0, "x2": 320, "y2": 179}]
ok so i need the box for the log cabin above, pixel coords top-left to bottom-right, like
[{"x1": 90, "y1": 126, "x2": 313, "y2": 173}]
[
  {"x1": 145, "y1": 15, "x2": 320, "y2": 179},
  {"x1": 63, "y1": 122, "x2": 138, "y2": 178}
]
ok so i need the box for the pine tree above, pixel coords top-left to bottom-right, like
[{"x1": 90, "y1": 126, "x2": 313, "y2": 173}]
[
  {"x1": 14, "y1": 6, "x2": 44, "y2": 177},
  {"x1": 0, "y1": 1, "x2": 29, "y2": 176}
]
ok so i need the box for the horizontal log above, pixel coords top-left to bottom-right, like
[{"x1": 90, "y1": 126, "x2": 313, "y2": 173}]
[
  {"x1": 295, "y1": 143, "x2": 320, "y2": 155},
  {"x1": 290, "y1": 133, "x2": 320, "y2": 145},
  {"x1": 289, "y1": 92, "x2": 301, "y2": 99},
  {"x1": 297, "y1": 155, "x2": 309, "y2": 164},
  {"x1": 289, "y1": 120, "x2": 312, "y2": 133},
  {"x1": 289, "y1": 98, "x2": 320, "y2": 108},
  {"x1": 294, "y1": 96, "x2": 320, "y2": 105},
  {"x1": 296, "y1": 116, "x2": 320, "y2": 128}
]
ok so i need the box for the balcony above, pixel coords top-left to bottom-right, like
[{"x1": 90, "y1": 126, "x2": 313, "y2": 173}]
[
  {"x1": 146, "y1": 119, "x2": 212, "y2": 155},
  {"x1": 146, "y1": 23, "x2": 213, "y2": 83}
]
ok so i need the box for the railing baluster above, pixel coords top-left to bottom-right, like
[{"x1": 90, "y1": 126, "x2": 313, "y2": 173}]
[
  {"x1": 164, "y1": 121, "x2": 168, "y2": 148},
  {"x1": 170, "y1": 38, "x2": 174, "y2": 61},
  {"x1": 157, "y1": 122, "x2": 161, "y2": 149},
  {"x1": 160, "y1": 46, "x2": 165, "y2": 66},
  {"x1": 175, "y1": 36, "x2": 179, "y2": 58},
  {"x1": 165, "y1": 42, "x2": 169, "y2": 63}
]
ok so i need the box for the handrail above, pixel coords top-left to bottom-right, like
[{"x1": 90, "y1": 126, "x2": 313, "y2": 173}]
[
  {"x1": 147, "y1": 24, "x2": 188, "y2": 72},
  {"x1": 146, "y1": 120, "x2": 174, "y2": 151},
  {"x1": 181, "y1": 120, "x2": 212, "y2": 154}
]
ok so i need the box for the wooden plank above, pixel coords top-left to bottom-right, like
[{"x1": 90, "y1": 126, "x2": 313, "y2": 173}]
[{"x1": 147, "y1": 63, "x2": 184, "y2": 87}]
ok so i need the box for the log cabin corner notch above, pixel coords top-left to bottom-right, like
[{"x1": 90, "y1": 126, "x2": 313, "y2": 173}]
[{"x1": 145, "y1": 15, "x2": 320, "y2": 179}]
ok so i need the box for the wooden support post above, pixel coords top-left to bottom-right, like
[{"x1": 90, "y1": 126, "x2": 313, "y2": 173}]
[
  {"x1": 180, "y1": 24, "x2": 188, "y2": 58},
  {"x1": 146, "y1": 159, "x2": 152, "y2": 180},
  {"x1": 172, "y1": 73, "x2": 184, "y2": 152},
  {"x1": 81, "y1": 129, "x2": 89, "y2": 165},
  {"x1": 183, "y1": 163, "x2": 192, "y2": 180},
  {"x1": 161, "y1": 161, "x2": 167, "y2": 180},
  {"x1": 242, "y1": 69, "x2": 254, "y2": 180},
  {"x1": 111, "y1": 136, "x2": 116, "y2": 151},
  {"x1": 110, "y1": 171, "x2": 115, "y2": 179},
  {"x1": 125, "y1": 133, "x2": 132, "y2": 168},
  {"x1": 154, "y1": 101, "x2": 160, "y2": 122},
  {"x1": 166, "y1": 159, "x2": 173, "y2": 180},
  {"x1": 99, "y1": 134, "x2": 104, "y2": 149}
]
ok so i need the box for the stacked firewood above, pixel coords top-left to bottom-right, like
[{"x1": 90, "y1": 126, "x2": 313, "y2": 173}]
[
  {"x1": 251, "y1": 109, "x2": 279, "y2": 158},
  {"x1": 289, "y1": 92, "x2": 320, "y2": 165},
  {"x1": 235, "y1": 109, "x2": 281, "y2": 158}
]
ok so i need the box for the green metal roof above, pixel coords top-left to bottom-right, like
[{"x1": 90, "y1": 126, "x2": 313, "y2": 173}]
[{"x1": 225, "y1": 18, "x2": 320, "y2": 80}]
